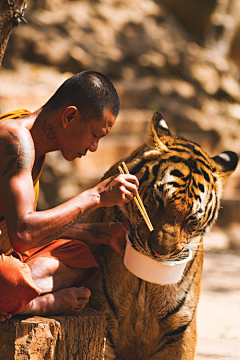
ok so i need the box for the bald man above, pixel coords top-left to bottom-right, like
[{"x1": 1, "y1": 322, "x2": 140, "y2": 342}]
[{"x1": 0, "y1": 71, "x2": 138, "y2": 321}]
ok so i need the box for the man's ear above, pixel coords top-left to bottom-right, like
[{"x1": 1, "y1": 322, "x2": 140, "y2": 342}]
[{"x1": 62, "y1": 106, "x2": 80, "y2": 128}]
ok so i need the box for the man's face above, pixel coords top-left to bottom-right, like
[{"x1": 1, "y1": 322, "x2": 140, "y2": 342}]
[{"x1": 62, "y1": 108, "x2": 116, "y2": 161}]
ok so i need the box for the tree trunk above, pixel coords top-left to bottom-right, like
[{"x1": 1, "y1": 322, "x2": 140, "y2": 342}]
[
  {"x1": 0, "y1": 0, "x2": 25, "y2": 66},
  {"x1": 0, "y1": 310, "x2": 106, "y2": 360},
  {"x1": 205, "y1": 0, "x2": 240, "y2": 56}
]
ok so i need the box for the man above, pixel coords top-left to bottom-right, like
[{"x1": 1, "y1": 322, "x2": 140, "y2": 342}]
[{"x1": 0, "y1": 70, "x2": 138, "y2": 322}]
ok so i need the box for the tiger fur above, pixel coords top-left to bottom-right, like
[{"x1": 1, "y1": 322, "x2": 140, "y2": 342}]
[{"x1": 86, "y1": 111, "x2": 238, "y2": 360}]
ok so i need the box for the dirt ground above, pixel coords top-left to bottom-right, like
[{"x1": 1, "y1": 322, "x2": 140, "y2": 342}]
[{"x1": 196, "y1": 249, "x2": 240, "y2": 360}]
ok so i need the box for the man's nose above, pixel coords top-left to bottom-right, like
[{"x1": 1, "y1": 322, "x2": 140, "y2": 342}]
[{"x1": 89, "y1": 139, "x2": 99, "y2": 152}]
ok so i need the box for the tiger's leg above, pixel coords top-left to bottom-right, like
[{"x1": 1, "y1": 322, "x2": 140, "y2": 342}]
[
  {"x1": 150, "y1": 309, "x2": 198, "y2": 360},
  {"x1": 150, "y1": 249, "x2": 203, "y2": 360}
]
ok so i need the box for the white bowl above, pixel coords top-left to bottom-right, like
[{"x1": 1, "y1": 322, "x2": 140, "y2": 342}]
[{"x1": 124, "y1": 235, "x2": 192, "y2": 285}]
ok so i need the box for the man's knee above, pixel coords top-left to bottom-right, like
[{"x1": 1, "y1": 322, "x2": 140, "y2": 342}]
[{"x1": 0, "y1": 254, "x2": 40, "y2": 314}]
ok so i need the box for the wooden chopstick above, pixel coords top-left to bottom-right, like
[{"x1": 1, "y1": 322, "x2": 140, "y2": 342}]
[
  {"x1": 118, "y1": 165, "x2": 151, "y2": 230},
  {"x1": 121, "y1": 162, "x2": 154, "y2": 232},
  {"x1": 118, "y1": 162, "x2": 154, "y2": 232}
]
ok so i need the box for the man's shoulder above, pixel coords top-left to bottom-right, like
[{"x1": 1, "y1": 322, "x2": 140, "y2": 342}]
[
  {"x1": 0, "y1": 116, "x2": 35, "y2": 180},
  {"x1": 0, "y1": 118, "x2": 33, "y2": 145}
]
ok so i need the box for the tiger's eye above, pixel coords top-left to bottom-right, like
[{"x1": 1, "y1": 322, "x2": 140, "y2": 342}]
[{"x1": 188, "y1": 216, "x2": 198, "y2": 223}]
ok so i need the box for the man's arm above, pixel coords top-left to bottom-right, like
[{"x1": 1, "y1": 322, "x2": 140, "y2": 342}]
[
  {"x1": 0, "y1": 126, "x2": 138, "y2": 254},
  {"x1": 61, "y1": 221, "x2": 130, "y2": 256}
]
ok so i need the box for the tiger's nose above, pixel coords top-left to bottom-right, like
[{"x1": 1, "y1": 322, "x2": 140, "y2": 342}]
[{"x1": 151, "y1": 227, "x2": 181, "y2": 256}]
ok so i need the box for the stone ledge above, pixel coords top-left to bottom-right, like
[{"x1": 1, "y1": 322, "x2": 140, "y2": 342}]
[{"x1": 0, "y1": 309, "x2": 106, "y2": 360}]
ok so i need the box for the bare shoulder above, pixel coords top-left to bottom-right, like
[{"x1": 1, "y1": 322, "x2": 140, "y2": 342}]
[{"x1": 0, "y1": 120, "x2": 35, "y2": 181}]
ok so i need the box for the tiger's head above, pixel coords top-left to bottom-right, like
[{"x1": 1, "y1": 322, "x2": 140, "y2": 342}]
[{"x1": 119, "y1": 111, "x2": 238, "y2": 260}]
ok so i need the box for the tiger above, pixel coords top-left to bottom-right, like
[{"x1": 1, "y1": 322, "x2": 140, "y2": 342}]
[{"x1": 86, "y1": 111, "x2": 238, "y2": 360}]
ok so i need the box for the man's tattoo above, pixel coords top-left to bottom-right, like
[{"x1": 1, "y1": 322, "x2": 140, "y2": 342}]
[
  {"x1": 0, "y1": 130, "x2": 33, "y2": 179},
  {"x1": 5, "y1": 144, "x2": 19, "y2": 156},
  {"x1": 72, "y1": 225, "x2": 111, "y2": 239},
  {"x1": 39, "y1": 207, "x2": 97, "y2": 246},
  {"x1": 43, "y1": 118, "x2": 57, "y2": 140}
]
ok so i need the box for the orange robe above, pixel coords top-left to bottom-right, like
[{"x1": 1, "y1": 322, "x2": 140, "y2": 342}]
[{"x1": 0, "y1": 110, "x2": 98, "y2": 315}]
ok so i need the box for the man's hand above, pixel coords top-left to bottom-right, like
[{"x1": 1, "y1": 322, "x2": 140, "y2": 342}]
[
  {"x1": 108, "y1": 221, "x2": 131, "y2": 256},
  {"x1": 0, "y1": 311, "x2": 12, "y2": 322},
  {"x1": 95, "y1": 174, "x2": 139, "y2": 208}
]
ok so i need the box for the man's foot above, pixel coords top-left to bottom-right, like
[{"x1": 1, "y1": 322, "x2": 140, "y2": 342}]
[
  {"x1": 20, "y1": 286, "x2": 91, "y2": 316},
  {"x1": 0, "y1": 311, "x2": 12, "y2": 322}
]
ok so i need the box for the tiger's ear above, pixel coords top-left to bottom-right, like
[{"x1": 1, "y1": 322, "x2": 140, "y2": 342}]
[
  {"x1": 212, "y1": 151, "x2": 238, "y2": 181},
  {"x1": 149, "y1": 111, "x2": 171, "y2": 148}
]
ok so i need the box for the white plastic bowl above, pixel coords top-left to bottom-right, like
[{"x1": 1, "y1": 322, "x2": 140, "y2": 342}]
[{"x1": 124, "y1": 235, "x2": 192, "y2": 285}]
